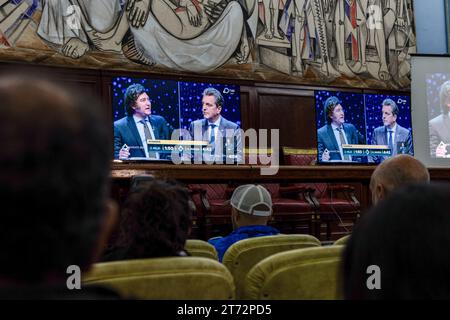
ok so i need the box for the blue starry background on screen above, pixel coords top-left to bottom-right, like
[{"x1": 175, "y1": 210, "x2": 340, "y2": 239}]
[
  {"x1": 111, "y1": 77, "x2": 180, "y2": 129},
  {"x1": 364, "y1": 94, "x2": 412, "y2": 144},
  {"x1": 178, "y1": 82, "x2": 241, "y2": 130},
  {"x1": 426, "y1": 73, "x2": 450, "y2": 119},
  {"x1": 315, "y1": 90, "x2": 367, "y2": 139}
]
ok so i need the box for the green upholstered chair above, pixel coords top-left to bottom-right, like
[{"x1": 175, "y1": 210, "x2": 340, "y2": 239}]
[
  {"x1": 83, "y1": 257, "x2": 234, "y2": 299},
  {"x1": 222, "y1": 234, "x2": 321, "y2": 299},
  {"x1": 243, "y1": 246, "x2": 344, "y2": 300},
  {"x1": 333, "y1": 234, "x2": 350, "y2": 246},
  {"x1": 185, "y1": 239, "x2": 219, "y2": 260}
]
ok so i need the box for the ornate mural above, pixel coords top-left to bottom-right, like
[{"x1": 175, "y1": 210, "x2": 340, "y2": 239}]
[{"x1": 0, "y1": 0, "x2": 415, "y2": 89}]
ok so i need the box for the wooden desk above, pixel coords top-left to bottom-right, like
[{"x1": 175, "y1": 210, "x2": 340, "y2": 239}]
[
  {"x1": 111, "y1": 163, "x2": 450, "y2": 181},
  {"x1": 112, "y1": 163, "x2": 374, "y2": 182}
]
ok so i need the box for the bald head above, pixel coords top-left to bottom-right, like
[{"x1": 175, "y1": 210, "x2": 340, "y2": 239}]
[{"x1": 370, "y1": 155, "x2": 430, "y2": 204}]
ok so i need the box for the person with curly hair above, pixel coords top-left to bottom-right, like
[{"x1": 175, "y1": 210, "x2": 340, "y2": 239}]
[{"x1": 103, "y1": 180, "x2": 193, "y2": 260}]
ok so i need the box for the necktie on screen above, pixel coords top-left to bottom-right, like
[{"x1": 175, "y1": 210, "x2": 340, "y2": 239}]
[
  {"x1": 337, "y1": 127, "x2": 350, "y2": 161},
  {"x1": 209, "y1": 124, "x2": 216, "y2": 155},
  {"x1": 388, "y1": 130, "x2": 394, "y2": 155},
  {"x1": 140, "y1": 119, "x2": 157, "y2": 158}
]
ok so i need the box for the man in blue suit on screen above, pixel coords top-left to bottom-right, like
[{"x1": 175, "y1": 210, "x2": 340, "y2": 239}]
[
  {"x1": 114, "y1": 83, "x2": 173, "y2": 160},
  {"x1": 317, "y1": 96, "x2": 365, "y2": 162},
  {"x1": 371, "y1": 98, "x2": 413, "y2": 163},
  {"x1": 189, "y1": 87, "x2": 243, "y2": 163}
]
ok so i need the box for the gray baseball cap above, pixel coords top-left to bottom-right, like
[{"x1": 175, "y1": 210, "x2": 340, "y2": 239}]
[{"x1": 230, "y1": 184, "x2": 273, "y2": 216}]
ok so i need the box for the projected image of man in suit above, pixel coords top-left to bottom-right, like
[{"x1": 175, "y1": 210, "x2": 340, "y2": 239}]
[
  {"x1": 114, "y1": 84, "x2": 173, "y2": 160},
  {"x1": 189, "y1": 87, "x2": 242, "y2": 163},
  {"x1": 429, "y1": 80, "x2": 450, "y2": 158},
  {"x1": 317, "y1": 96, "x2": 365, "y2": 162},
  {"x1": 370, "y1": 98, "x2": 413, "y2": 163}
]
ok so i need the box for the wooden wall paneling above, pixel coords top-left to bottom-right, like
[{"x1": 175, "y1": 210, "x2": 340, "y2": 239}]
[
  {"x1": 239, "y1": 85, "x2": 257, "y2": 131},
  {"x1": 239, "y1": 86, "x2": 250, "y2": 130},
  {"x1": 100, "y1": 72, "x2": 114, "y2": 126},
  {"x1": 0, "y1": 61, "x2": 105, "y2": 115},
  {"x1": 0, "y1": 62, "x2": 102, "y2": 95},
  {"x1": 256, "y1": 87, "x2": 316, "y2": 150}
]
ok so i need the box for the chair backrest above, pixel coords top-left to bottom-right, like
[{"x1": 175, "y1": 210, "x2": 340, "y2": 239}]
[
  {"x1": 185, "y1": 239, "x2": 219, "y2": 260},
  {"x1": 245, "y1": 148, "x2": 273, "y2": 165},
  {"x1": 282, "y1": 148, "x2": 317, "y2": 166},
  {"x1": 83, "y1": 257, "x2": 234, "y2": 299},
  {"x1": 222, "y1": 234, "x2": 321, "y2": 299},
  {"x1": 333, "y1": 234, "x2": 350, "y2": 246},
  {"x1": 243, "y1": 246, "x2": 344, "y2": 300}
]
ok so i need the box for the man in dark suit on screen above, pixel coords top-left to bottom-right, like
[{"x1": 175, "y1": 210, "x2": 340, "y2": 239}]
[
  {"x1": 114, "y1": 83, "x2": 173, "y2": 160},
  {"x1": 429, "y1": 80, "x2": 450, "y2": 158},
  {"x1": 317, "y1": 96, "x2": 365, "y2": 162},
  {"x1": 188, "y1": 87, "x2": 243, "y2": 163},
  {"x1": 371, "y1": 98, "x2": 413, "y2": 163}
]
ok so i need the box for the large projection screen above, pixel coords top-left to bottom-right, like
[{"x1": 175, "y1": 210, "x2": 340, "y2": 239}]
[{"x1": 411, "y1": 54, "x2": 450, "y2": 167}]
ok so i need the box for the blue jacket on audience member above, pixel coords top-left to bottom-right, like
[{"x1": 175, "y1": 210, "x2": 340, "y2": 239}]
[{"x1": 208, "y1": 225, "x2": 280, "y2": 262}]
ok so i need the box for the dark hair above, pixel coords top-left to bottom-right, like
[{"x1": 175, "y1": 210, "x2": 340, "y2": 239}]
[
  {"x1": 0, "y1": 75, "x2": 111, "y2": 283},
  {"x1": 439, "y1": 80, "x2": 450, "y2": 116},
  {"x1": 323, "y1": 96, "x2": 342, "y2": 124},
  {"x1": 382, "y1": 98, "x2": 399, "y2": 117},
  {"x1": 124, "y1": 83, "x2": 147, "y2": 115},
  {"x1": 114, "y1": 180, "x2": 192, "y2": 259},
  {"x1": 343, "y1": 184, "x2": 450, "y2": 299},
  {"x1": 202, "y1": 87, "x2": 224, "y2": 108}
]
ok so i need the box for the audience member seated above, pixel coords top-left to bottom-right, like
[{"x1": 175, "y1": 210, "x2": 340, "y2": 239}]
[
  {"x1": 343, "y1": 184, "x2": 450, "y2": 299},
  {"x1": 208, "y1": 184, "x2": 279, "y2": 262},
  {"x1": 0, "y1": 74, "x2": 118, "y2": 299},
  {"x1": 103, "y1": 180, "x2": 193, "y2": 261},
  {"x1": 369, "y1": 154, "x2": 430, "y2": 204}
]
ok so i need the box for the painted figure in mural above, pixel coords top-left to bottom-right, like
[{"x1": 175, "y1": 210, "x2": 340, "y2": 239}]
[
  {"x1": 281, "y1": 0, "x2": 339, "y2": 77},
  {"x1": 366, "y1": 0, "x2": 390, "y2": 80},
  {"x1": 262, "y1": 0, "x2": 284, "y2": 39},
  {"x1": 27, "y1": 0, "x2": 416, "y2": 85},
  {"x1": 326, "y1": 0, "x2": 413, "y2": 81},
  {"x1": 126, "y1": 0, "x2": 258, "y2": 71},
  {"x1": 385, "y1": 0, "x2": 416, "y2": 82},
  {"x1": 0, "y1": 0, "x2": 40, "y2": 47},
  {"x1": 38, "y1": 0, "x2": 122, "y2": 59},
  {"x1": 328, "y1": 0, "x2": 367, "y2": 78},
  {"x1": 302, "y1": 0, "x2": 340, "y2": 77},
  {"x1": 37, "y1": 0, "x2": 258, "y2": 72}
]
